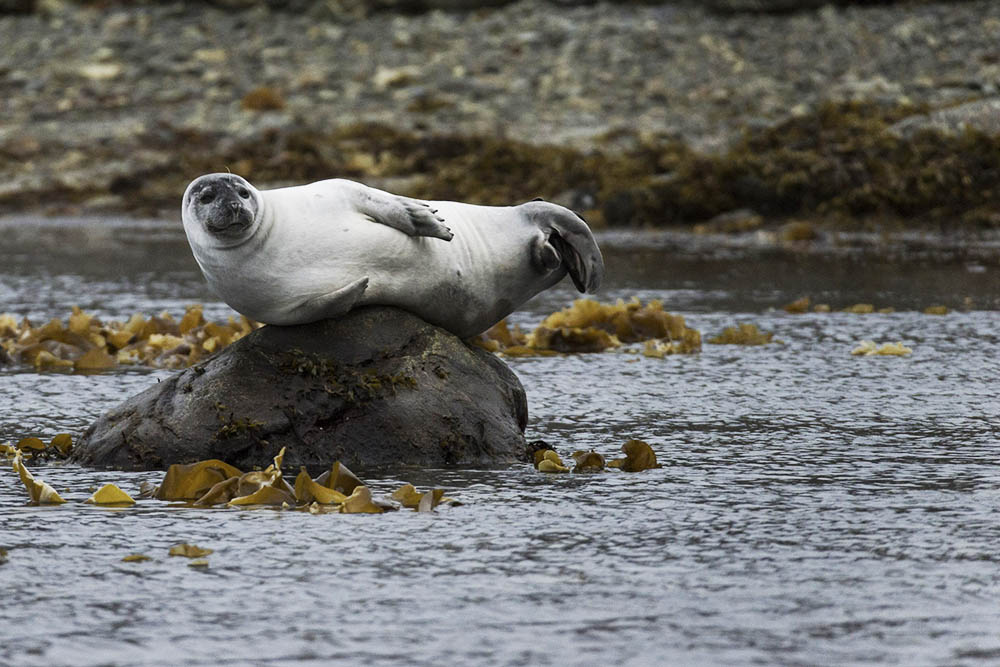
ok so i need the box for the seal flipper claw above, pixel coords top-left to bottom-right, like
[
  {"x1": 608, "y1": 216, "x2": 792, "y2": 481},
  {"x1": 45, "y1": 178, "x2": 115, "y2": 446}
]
[
  {"x1": 346, "y1": 179, "x2": 452, "y2": 241},
  {"x1": 401, "y1": 198, "x2": 454, "y2": 241}
]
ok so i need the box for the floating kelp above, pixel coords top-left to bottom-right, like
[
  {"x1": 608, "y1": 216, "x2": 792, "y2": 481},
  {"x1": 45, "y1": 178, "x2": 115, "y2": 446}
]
[
  {"x1": 417, "y1": 489, "x2": 446, "y2": 513},
  {"x1": 783, "y1": 297, "x2": 811, "y2": 313},
  {"x1": 339, "y1": 486, "x2": 384, "y2": 514},
  {"x1": 641, "y1": 339, "x2": 699, "y2": 358},
  {"x1": 474, "y1": 320, "x2": 529, "y2": 353},
  {"x1": 851, "y1": 341, "x2": 913, "y2": 356},
  {"x1": 535, "y1": 449, "x2": 570, "y2": 473},
  {"x1": 531, "y1": 440, "x2": 660, "y2": 475},
  {"x1": 0, "y1": 305, "x2": 261, "y2": 372},
  {"x1": 536, "y1": 298, "x2": 699, "y2": 348},
  {"x1": 227, "y1": 448, "x2": 296, "y2": 507},
  {"x1": 608, "y1": 439, "x2": 662, "y2": 473},
  {"x1": 843, "y1": 303, "x2": 876, "y2": 314},
  {"x1": 168, "y1": 544, "x2": 213, "y2": 558},
  {"x1": 121, "y1": 554, "x2": 151, "y2": 563},
  {"x1": 571, "y1": 450, "x2": 606, "y2": 473},
  {"x1": 708, "y1": 323, "x2": 776, "y2": 345},
  {"x1": 390, "y1": 484, "x2": 451, "y2": 511},
  {"x1": 294, "y1": 468, "x2": 347, "y2": 505},
  {"x1": 85, "y1": 484, "x2": 135, "y2": 506},
  {"x1": 6, "y1": 442, "x2": 452, "y2": 515},
  {"x1": 12, "y1": 451, "x2": 66, "y2": 504},
  {"x1": 314, "y1": 461, "x2": 365, "y2": 496},
  {"x1": 3, "y1": 433, "x2": 73, "y2": 461},
  {"x1": 924, "y1": 305, "x2": 949, "y2": 315},
  {"x1": 154, "y1": 459, "x2": 244, "y2": 501},
  {"x1": 478, "y1": 298, "x2": 701, "y2": 356}
]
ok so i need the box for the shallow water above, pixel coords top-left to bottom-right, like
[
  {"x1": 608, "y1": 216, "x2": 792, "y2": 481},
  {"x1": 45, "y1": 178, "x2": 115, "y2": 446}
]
[{"x1": 1, "y1": 218, "x2": 999, "y2": 666}]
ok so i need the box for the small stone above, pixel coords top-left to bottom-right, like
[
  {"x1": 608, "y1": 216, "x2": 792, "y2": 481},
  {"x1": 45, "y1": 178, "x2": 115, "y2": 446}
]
[
  {"x1": 373, "y1": 65, "x2": 420, "y2": 91},
  {"x1": 78, "y1": 63, "x2": 122, "y2": 81}
]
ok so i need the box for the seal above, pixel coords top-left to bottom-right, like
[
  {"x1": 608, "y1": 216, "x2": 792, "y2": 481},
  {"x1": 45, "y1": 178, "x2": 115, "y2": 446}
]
[{"x1": 181, "y1": 174, "x2": 604, "y2": 338}]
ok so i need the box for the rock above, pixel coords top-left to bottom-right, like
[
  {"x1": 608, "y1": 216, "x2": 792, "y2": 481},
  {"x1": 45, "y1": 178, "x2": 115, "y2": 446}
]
[
  {"x1": 373, "y1": 65, "x2": 421, "y2": 90},
  {"x1": 889, "y1": 97, "x2": 1000, "y2": 138},
  {"x1": 72, "y1": 307, "x2": 529, "y2": 471}
]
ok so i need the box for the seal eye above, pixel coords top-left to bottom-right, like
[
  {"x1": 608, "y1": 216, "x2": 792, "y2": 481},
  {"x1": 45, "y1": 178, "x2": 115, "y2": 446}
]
[
  {"x1": 199, "y1": 189, "x2": 216, "y2": 205},
  {"x1": 238, "y1": 187, "x2": 250, "y2": 199}
]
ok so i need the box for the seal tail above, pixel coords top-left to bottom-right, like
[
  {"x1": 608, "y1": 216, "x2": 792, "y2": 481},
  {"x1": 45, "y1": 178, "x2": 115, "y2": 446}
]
[{"x1": 527, "y1": 202, "x2": 605, "y2": 293}]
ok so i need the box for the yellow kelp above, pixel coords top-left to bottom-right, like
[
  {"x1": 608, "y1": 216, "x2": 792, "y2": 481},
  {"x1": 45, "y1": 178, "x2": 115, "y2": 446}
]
[
  {"x1": 535, "y1": 449, "x2": 570, "y2": 473},
  {"x1": 851, "y1": 341, "x2": 913, "y2": 356},
  {"x1": 0, "y1": 305, "x2": 261, "y2": 372},
  {"x1": 571, "y1": 450, "x2": 606, "y2": 473},
  {"x1": 154, "y1": 459, "x2": 244, "y2": 501},
  {"x1": 608, "y1": 439, "x2": 662, "y2": 472},
  {"x1": 168, "y1": 544, "x2": 213, "y2": 558},
  {"x1": 339, "y1": 486, "x2": 384, "y2": 514},
  {"x1": 708, "y1": 323, "x2": 775, "y2": 345},
  {"x1": 293, "y1": 468, "x2": 347, "y2": 505},
  {"x1": 12, "y1": 451, "x2": 66, "y2": 504},
  {"x1": 85, "y1": 484, "x2": 135, "y2": 506}
]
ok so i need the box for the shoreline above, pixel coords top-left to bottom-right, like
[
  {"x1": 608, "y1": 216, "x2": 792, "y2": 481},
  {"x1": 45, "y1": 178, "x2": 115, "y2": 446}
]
[{"x1": 2, "y1": 1, "x2": 1000, "y2": 227}]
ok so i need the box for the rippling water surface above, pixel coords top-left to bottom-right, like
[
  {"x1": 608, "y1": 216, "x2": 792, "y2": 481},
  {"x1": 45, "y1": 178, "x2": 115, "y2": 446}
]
[{"x1": 1, "y1": 218, "x2": 998, "y2": 666}]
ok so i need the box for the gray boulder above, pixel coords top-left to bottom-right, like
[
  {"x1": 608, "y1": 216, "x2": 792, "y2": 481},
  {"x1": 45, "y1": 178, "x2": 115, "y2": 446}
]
[{"x1": 72, "y1": 307, "x2": 528, "y2": 471}]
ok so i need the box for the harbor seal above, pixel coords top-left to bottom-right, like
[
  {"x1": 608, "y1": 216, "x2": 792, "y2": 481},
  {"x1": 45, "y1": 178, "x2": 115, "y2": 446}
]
[{"x1": 181, "y1": 174, "x2": 604, "y2": 338}]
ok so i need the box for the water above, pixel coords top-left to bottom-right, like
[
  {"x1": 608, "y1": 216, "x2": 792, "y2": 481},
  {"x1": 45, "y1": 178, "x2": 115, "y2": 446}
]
[{"x1": 1, "y1": 218, "x2": 999, "y2": 666}]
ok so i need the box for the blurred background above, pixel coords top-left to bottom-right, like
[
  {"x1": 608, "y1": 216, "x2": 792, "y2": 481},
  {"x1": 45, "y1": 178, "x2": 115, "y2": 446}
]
[{"x1": 1, "y1": 0, "x2": 999, "y2": 231}]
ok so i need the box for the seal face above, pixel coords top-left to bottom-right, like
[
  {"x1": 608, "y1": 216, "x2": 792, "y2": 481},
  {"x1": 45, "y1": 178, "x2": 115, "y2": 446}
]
[
  {"x1": 183, "y1": 174, "x2": 260, "y2": 245},
  {"x1": 181, "y1": 174, "x2": 605, "y2": 338}
]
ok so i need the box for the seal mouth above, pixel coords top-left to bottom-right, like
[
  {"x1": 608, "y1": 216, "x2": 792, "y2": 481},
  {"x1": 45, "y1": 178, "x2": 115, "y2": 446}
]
[{"x1": 205, "y1": 201, "x2": 254, "y2": 234}]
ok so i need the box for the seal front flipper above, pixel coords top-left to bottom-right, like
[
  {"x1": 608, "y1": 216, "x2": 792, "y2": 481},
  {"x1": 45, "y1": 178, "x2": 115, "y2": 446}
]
[
  {"x1": 289, "y1": 275, "x2": 370, "y2": 321},
  {"x1": 524, "y1": 201, "x2": 605, "y2": 293},
  {"x1": 341, "y1": 180, "x2": 453, "y2": 241}
]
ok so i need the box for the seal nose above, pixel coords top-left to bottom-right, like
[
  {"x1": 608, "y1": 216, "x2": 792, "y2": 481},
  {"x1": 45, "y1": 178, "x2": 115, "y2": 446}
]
[{"x1": 229, "y1": 201, "x2": 241, "y2": 213}]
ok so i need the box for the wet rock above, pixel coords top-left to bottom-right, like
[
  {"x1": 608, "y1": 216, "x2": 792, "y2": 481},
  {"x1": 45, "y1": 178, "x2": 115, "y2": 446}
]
[
  {"x1": 73, "y1": 307, "x2": 529, "y2": 471},
  {"x1": 889, "y1": 97, "x2": 1000, "y2": 138}
]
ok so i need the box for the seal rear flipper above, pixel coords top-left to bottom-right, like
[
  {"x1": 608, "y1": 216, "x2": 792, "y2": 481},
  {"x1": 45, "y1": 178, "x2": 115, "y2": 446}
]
[
  {"x1": 292, "y1": 275, "x2": 370, "y2": 321},
  {"x1": 525, "y1": 202, "x2": 605, "y2": 294}
]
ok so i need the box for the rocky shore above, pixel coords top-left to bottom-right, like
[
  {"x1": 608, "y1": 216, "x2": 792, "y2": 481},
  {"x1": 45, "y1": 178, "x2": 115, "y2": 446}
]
[{"x1": 2, "y1": 0, "x2": 999, "y2": 228}]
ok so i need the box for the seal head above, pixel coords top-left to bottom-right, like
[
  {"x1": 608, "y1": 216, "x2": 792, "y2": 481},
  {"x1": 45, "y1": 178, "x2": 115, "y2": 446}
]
[{"x1": 183, "y1": 173, "x2": 261, "y2": 247}]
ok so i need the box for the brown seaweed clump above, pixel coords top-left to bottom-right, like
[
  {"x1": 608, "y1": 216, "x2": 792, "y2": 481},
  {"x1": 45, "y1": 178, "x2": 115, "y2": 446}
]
[
  {"x1": 707, "y1": 323, "x2": 776, "y2": 345},
  {"x1": 533, "y1": 298, "x2": 701, "y2": 355},
  {"x1": 0, "y1": 305, "x2": 261, "y2": 372},
  {"x1": 475, "y1": 298, "x2": 701, "y2": 356}
]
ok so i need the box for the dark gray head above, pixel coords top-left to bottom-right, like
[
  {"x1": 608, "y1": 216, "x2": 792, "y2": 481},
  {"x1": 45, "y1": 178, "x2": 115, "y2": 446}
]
[{"x1": 182, "y1": 173, "x2": 260, "y2": 243}]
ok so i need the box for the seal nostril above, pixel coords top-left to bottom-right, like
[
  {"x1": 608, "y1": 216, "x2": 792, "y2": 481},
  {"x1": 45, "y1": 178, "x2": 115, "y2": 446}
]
[
  {"x1": 199, "y1": 189, "x2": 216, "y2": 205},
  {"x1": 229, "y1": 201, "x2": 240, "y2": 212}
]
